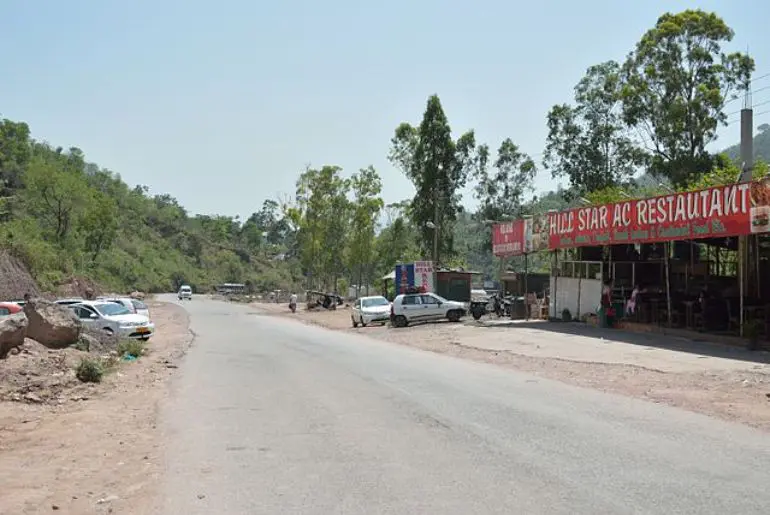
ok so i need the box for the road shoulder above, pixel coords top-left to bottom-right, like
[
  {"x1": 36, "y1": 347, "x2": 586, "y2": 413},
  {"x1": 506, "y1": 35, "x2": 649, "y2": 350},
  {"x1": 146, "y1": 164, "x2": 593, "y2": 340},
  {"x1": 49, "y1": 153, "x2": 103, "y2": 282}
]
[{"x1": 0, "y1": 300, "x2": 193, "y2": 515}]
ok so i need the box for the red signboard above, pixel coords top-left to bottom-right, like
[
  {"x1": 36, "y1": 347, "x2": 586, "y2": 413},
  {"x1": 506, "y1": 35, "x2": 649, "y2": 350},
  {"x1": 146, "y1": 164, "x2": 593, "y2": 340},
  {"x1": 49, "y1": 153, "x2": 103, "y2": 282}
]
[
  {"x1": 547, "y1": 180, "x2": 770, "y2": 249},
  {"x1": 492, "y1": 220, "x2": 527, "y2": 256}
]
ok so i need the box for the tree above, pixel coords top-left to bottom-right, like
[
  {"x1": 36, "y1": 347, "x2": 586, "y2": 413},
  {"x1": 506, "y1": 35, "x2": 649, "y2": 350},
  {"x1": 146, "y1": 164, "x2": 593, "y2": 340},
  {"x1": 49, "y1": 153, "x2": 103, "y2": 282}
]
[
  {"x1": 81, "y1": 191, "x2": 119, "y2": 262},
  {"x1": 474, "y1": 138, "x2": 536, "y2": 222},
  {"x1": 544, "y1": 61, "x2": 647, "y2": 196},
  {"x1": 22, "y1": 153, "x2": 87, "y2": 244},
  {"x1": 621, "y1": 9, "x2": 754, "y2": 186},
  {"x1": 348, "y1": 166, "x2": 384, "y2": 294},
  {"x1": 758, "y1": 124, "x2": 770, "y2": 134},
  {"x1": 389, "y1": 95, "x2": 481, "y2": 265},
  {"x1": 288, "y1": 165, "x2": 351, "y2": 290}
]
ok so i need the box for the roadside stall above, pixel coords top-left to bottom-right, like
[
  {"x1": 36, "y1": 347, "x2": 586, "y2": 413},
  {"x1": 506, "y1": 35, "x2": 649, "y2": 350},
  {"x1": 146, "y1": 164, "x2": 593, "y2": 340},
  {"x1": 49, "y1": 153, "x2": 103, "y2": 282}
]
[{"x1": 544, "y1": 178, "x2": 770, "y2": 339}]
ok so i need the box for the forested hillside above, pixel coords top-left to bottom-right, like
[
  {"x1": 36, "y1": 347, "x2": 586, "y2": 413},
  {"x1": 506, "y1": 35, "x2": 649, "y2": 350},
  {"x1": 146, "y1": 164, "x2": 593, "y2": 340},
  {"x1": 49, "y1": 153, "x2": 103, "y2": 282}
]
[
  {"x1": 0, "y1": 117, "x2": 299, "y2": 295},
  {"x1": 724, "y1": 123, "x2": 770, "y2": 163}
]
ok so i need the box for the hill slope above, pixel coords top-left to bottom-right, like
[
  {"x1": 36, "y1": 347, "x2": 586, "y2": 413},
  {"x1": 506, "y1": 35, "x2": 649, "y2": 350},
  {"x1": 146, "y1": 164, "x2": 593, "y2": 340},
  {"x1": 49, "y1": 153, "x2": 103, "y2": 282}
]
[
  {"x1": 0, "y1": 116, "x2": 299, "y2": 295},
  {"x1": 723, "y1": 123, "x2": 770, "y2": 163}
]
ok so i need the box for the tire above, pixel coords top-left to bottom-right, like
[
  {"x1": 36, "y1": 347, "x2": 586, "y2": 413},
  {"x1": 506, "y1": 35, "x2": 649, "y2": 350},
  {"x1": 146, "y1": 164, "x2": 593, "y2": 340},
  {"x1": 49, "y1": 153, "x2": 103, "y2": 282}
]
[
  {"x1": 393, "y1": 315, "x2": 408, "y2": 328},
  {"x1": 141, "y1": 336, "x2": 150, "y2": 341},
  {"x1": 103, "y1": 327, "x2": 114, "y2": 334},
  {"x1": 352, "y1": 316, "x2": 359, "y2": 328},
  {"x1": 447, "y1": 310, "x2": 462, "y2": 323},
  {"x1": 360, "y1": 316, "x2": 367, "y2": 327}
]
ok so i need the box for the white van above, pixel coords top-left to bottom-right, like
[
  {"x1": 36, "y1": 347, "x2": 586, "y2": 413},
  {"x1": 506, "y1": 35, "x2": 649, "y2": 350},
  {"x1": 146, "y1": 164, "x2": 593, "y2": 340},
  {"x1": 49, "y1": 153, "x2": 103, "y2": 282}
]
[{"x1": 178, "y1": 285, "x2": 193, "y2": 300}]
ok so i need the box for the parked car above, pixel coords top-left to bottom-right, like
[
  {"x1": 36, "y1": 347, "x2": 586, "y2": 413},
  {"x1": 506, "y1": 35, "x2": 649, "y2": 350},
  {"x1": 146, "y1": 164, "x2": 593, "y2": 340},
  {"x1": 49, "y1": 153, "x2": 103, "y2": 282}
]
[
  {"x1": 99, "y1": 297, "x2": 151, "y2": 319},
  {"x1": 390, "y1": 292, "x2": 466, "y2": 328},
  {"x1": 0, "y1": 302, "x2": 23, "y2": 315},
  {"x1": 69, "y1": 300, "x2": 155, "y2": 340},
  {"x1": 55, "y1": 298, "x2": 86, "y2": 306},
  {"x1": 178, "y1": 285, "x2": 192, "y2": 300},
  {"x1": 351, "y1": 296, "x2": 391, "y2": 327}
]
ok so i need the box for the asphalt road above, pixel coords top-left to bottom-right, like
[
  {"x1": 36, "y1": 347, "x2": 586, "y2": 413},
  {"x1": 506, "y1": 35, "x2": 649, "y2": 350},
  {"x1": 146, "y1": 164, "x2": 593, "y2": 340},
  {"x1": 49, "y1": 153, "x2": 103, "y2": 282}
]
[{"x1": 158, "y1": 296, "x2": 770, "y2": 514}]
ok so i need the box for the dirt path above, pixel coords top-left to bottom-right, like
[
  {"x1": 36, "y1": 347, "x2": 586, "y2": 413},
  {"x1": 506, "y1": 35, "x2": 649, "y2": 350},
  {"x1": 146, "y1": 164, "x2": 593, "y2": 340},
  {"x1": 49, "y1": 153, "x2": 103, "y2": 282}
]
[
  {"x1": 255, "y1": 302, "x2": 770, "y2": 432},
  {"x1": 0, "y1": 301, "x2": 193, "y2": 515}
]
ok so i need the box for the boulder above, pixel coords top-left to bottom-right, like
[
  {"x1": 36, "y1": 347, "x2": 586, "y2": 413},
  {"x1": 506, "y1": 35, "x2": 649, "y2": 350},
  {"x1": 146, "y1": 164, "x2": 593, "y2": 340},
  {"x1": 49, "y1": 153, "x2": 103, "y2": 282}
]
[
  {"x1": 129, "y1": 291, "x2": 145, "y2": 300},
  {"x1": 0, "y1": 312, "x2": 28, "y2": 359},
  {"x1": 23, "y1": 299, "x2": 81, "y2": 349}
]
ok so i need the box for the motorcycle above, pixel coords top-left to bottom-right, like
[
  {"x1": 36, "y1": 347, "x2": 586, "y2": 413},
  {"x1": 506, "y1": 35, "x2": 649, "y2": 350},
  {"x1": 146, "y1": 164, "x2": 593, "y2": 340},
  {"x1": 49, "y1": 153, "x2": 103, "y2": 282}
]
[{"x1": 289, "y1": 301, "x2": 297, "y2": 313}]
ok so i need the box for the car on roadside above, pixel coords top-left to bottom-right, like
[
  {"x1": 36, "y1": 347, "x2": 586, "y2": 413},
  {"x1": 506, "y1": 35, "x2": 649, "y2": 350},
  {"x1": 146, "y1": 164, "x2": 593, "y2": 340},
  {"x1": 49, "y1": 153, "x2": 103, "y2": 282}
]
[
  {"x1": 0, "y1": 302, "x2": 23, "y2": 315},
  {"x1": 351, "y1": 295, "x2": 391, "y2": 327},
  {"x1": 178, "y1": 285, "x2": 192, "y2": 301},
  {"x1": 98, "y1": 297, "x2": 151, "y2": 319},
  {"x1": 68, "y1": 300, "x2": 155, "y2": 340},
  {"x1": 390, "y1": 292, "x2": 467, "y2": 328},
  {"x1": 55, "y1": 298, "x2": 86, "y2": 306}
]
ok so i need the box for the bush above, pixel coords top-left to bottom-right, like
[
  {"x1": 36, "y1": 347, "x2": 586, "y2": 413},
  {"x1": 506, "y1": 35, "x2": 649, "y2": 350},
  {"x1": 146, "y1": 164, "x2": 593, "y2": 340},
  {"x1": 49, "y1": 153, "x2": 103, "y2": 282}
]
[
  {"x1": 76, "y1": 357, "x2": 104, "y2": 383},
  {"x1": 117, "y1": 339, "x2": 145, "y2": 358}
]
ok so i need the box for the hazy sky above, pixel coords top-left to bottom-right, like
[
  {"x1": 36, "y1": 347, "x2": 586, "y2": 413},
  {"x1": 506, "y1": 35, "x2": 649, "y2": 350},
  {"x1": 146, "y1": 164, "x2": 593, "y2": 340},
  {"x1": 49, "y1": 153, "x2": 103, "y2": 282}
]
[{"x1": 1, "y1": 1, "x2": 768, "y2": 218}]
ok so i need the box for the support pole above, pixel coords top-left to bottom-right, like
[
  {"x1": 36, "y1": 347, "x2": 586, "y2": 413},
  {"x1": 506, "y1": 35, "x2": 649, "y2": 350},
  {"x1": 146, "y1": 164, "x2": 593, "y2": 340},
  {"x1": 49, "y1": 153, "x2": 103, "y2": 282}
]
[
  {"x1": 664, "y1": 241, "x2": 673, "y2": 327},
  {"x1": 524, "y1": 253, "x2": 529, "y2": 320},
  {"x1": 740, "y1": 236, "x2": 745, "y2": 337}
]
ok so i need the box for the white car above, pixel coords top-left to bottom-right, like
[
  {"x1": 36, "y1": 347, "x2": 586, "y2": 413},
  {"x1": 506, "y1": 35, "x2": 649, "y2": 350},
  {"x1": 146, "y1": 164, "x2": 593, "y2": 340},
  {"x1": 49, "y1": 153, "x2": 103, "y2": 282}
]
[
  {"x1": 390, "y1": 292, "x2": 466, "y2": 328},
  {"x1": 98, "y1": 297, "x2": 151, "y2": 319},
  {"x1": 178, "y1": 285, "x2": 192, "y2": 300},
  {"x1": 351, "y1": 296, "x2": 391, "y2": 327},
  {"x1": 69, "y1": 301, "x2": 155, "y2": 340}
]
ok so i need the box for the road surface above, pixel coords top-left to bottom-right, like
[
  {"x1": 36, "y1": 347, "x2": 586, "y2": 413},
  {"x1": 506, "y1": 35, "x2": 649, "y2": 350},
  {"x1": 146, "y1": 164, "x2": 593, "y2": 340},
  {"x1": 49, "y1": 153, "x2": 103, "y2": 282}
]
[{"x1": 158, "y1": 296, "x2": 770, "y2": 514}]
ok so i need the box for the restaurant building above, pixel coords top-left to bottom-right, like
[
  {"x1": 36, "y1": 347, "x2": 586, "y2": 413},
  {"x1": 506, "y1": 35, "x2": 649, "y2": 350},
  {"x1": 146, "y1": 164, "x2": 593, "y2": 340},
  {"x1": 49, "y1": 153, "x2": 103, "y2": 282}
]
[{"x1": 493, "y1": 178, "x2": 770, "y2": 339}]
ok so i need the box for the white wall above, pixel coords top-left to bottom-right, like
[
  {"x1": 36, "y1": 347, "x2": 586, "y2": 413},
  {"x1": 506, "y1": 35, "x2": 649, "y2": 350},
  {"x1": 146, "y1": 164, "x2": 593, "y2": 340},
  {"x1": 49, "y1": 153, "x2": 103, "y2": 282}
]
[{"x1": 549, "y1": 277, "x2": 602, "y2": 319}]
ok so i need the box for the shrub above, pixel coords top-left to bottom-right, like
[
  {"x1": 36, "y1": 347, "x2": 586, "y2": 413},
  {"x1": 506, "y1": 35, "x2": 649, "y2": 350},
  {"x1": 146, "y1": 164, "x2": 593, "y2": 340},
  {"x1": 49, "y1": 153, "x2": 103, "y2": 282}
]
[
  {"x1": 76, "y1": 357, "x2": 104, "y2": 383},
  {"x1": 117, "y1": 339, "x2": 145, "y2": 358}
]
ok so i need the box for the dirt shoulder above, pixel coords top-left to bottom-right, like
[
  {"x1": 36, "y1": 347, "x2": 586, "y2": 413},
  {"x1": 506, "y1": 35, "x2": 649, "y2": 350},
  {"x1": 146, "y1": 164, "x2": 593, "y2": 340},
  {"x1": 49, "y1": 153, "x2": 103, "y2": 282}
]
[
  {"x1": 255, "y1": 302, "x2": 770, "y2": 432},
  {"x1": 0, "y1": 301, "x2": 193, "y2": 515}
]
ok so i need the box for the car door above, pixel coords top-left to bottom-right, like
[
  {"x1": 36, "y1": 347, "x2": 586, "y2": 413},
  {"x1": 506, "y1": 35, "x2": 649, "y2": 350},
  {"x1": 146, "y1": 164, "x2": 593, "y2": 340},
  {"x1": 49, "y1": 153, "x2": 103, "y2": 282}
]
[
  {"x1": 353, "y1": 299, "x2": 361, "y2": 319},
  {"x1": 419, "y1": 294, "x2": 443, "y2": 320},
  {"x1": 73, "y1": 306, "x2": 98, "y2": 328},
  {"x1": 400, "y1": 295, "x2": 423, "y2": 321}
]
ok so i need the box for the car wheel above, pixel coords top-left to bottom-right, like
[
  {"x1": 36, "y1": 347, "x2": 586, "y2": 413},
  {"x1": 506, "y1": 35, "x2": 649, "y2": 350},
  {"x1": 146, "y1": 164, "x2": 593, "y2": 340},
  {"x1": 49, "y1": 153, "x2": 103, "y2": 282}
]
[
  {"x1": 352, "y1": 316, "x2": 359, "y2": 328},
  {"x1": 360, "y1": 316, "x2": 367, "y2": 327},
  {"x1": 103, "y1": 327, "x2": 114, "y2": 334},
  {"x1": 447, "y1": 310, "x2": 462, "y2": 322},
  {"x1": 393, "y1": 315, "x2": 408, "y2": 328}
]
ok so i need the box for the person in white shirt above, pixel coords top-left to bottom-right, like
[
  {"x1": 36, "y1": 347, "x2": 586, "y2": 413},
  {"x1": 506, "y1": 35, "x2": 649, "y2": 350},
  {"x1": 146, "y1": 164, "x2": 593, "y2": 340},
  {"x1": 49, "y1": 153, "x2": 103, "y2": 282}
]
[{"x1": 289, "y1": 292, "x2": 298, "y2": 312}]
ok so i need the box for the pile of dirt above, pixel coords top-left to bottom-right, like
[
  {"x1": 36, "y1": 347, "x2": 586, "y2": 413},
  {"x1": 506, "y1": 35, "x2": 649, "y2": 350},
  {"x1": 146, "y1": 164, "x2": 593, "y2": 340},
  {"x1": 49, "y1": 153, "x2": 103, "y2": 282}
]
[
  {"x1": 0, "y1": 250, "x2": 40, "y2": 301},
  {"x1": 0, "y1": 339, "x2": 93, "y2": 404}
]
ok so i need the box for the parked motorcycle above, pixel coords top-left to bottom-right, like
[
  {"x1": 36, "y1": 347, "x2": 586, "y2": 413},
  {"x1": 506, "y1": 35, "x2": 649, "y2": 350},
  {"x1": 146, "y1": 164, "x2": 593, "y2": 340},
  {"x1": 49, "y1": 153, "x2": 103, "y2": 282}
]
[{"x1": 289, "y1": 301, "x2": 297, "y2": 313}]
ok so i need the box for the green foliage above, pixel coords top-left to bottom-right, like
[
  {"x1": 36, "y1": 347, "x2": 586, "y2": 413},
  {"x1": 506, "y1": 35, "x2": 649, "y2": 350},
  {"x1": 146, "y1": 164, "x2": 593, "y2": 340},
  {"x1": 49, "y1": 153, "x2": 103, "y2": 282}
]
[
  {"x1": 621, "y1": 9, "x2": 754, "y2": 187},
  {"x1": 389, "y1": 95, "x2": 483, "y2": 265},
  {"x1": 117, "y1": 339, "x2": 145, "y2": 358},
  {"x1": 473, "y1": 138, "x2": 536, "y2": 223},
  {"x1": 0, "y1": 117, "x2": 300, "y2": 294},
  {"x1": 75, "y1": 357, "x2": 104, "y2": 383},
  {"x1": 545, "y1": 61, "x2": 647, "y2": 196}
]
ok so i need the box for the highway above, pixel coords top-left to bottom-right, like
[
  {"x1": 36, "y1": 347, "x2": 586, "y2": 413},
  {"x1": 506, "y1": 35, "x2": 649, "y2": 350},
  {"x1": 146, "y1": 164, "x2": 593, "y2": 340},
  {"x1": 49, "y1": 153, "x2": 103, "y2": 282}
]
[{"x1": 158, "y1": 295, "x2": 770, "y2": 514}]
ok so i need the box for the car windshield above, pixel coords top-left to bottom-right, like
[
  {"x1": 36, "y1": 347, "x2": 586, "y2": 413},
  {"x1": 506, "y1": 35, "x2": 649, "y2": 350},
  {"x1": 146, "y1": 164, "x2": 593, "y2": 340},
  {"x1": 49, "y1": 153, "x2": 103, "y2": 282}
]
[
  {"x1": 362, "y1": 297, "x2": 389, "y2": 308},
  {"x1": 94, "y1": 303, "x2": 131, "y2": 317},
  {"x1": 180, "y1": 287, "x2": 191, "y2": 292}
]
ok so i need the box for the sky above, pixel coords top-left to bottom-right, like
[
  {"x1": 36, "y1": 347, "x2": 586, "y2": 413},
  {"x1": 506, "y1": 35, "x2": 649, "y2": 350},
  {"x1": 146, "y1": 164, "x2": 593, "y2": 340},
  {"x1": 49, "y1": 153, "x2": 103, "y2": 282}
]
[{"x1": 1, "y1": 0, "x2": 768, "y2": 218}]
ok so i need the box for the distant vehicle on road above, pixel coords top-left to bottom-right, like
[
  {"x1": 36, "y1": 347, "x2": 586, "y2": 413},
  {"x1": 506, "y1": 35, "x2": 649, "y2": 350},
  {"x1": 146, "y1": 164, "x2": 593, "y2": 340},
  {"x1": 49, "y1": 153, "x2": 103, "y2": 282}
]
[
  {"x1": 351, "y1": 296, "x2": 391, "y2": 327},
  {"x1": 390, "y1": 292, "x2": 466, "y2": 328},
  {"x1": 68, "y1": 300, "x2": 155, "y2": 340},
  {"x1": 178, "y1": 285, "x2": 193, "y2": 301}
]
